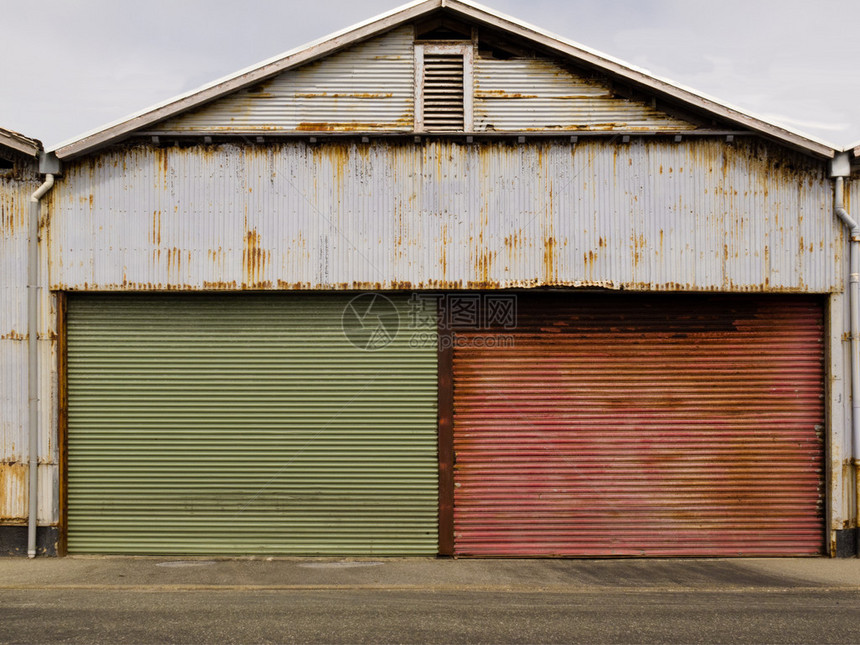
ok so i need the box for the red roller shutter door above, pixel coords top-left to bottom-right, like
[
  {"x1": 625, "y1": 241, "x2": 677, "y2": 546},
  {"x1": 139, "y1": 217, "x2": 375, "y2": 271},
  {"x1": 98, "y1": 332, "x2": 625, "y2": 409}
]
[{"x1": 452, "y1": 295, "x2": 825, "y2": 556}]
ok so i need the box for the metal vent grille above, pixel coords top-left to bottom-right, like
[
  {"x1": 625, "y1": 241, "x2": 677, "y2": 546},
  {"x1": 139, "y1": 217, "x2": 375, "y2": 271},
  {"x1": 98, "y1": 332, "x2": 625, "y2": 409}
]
[{"x1": 422, "y1": 54, "x2": 465, "y2": 131}]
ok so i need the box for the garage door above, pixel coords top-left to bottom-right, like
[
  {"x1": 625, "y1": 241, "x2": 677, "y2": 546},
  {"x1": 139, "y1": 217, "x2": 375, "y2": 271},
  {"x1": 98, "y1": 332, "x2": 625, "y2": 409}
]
[
  {"x1": 67, "y1": 293, "x2": 438, "y2": 555},
  {"x1": 452, "y1": 295, "x2": 825, "y2": 556}
]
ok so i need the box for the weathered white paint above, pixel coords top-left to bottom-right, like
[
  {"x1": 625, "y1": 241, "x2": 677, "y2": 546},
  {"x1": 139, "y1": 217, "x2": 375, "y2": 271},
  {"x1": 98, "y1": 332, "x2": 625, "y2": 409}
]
[
  {"x1": 473, "y1": 56, "x2": 696, "y2": 132},
  {"x1": 50, "y1": 138, "x2": 841, "y2": 293},
  {"x1": 158, "y1": 26, "x2": 415, "y2": 133}
]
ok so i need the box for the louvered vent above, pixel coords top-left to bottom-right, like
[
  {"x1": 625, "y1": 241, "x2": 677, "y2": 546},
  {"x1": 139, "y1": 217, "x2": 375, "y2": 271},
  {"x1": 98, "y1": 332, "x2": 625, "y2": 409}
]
[{"x1": 422, "y1": 53, "x2": 465, "y2": 131}]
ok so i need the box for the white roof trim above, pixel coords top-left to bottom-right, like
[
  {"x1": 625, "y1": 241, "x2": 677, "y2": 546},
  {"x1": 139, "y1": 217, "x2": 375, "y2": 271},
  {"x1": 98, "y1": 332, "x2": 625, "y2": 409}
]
[{"x1": 51, "y1": 0, "x2": 837, "y2": 159}]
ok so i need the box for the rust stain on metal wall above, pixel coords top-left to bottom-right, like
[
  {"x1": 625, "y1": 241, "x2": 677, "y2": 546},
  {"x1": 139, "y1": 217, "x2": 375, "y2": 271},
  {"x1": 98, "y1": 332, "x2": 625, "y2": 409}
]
[
  {"x1": 51, "y1": 281, "x2": 837, "y2": 294},
  {"x1": 293, "y1": 92, "x2": 394, "y2": 99},
  {"x1": 166, "y1": 247, "x2": 182, "y2": 277},
  {"x1": 296, "y1": 122, "x2": 405, "y2": 131},
  {"x1": 151, "y1": 210, "x2": 162, "y2": 246},
  {"x1": 440, "y1": 223, "x2": 449, "y2": 277},
  {"x1": 632, "y1": 233, "x2": 647, "y2": 268},
  {"x1": 543, "y1": 237, "x2": 556, "y2": 282},
  {"x1": 0, "y1": 462, "x2": 27, "y2": 521},
  {"x1": 0, "y1": 175, "x2": 31, "y2": 237},
  {"x1": 475, "y1": 89, "x2": 540, "y2": 99},
  {"x1": 243, "y1": 228, "x2": 271, "y2": 287},
  {"x1": 160, "y1": 149, "x2": 170, "y2": 184},
  {"x1": 0, "y1": 195, "x2": 19, "y2": 235}
]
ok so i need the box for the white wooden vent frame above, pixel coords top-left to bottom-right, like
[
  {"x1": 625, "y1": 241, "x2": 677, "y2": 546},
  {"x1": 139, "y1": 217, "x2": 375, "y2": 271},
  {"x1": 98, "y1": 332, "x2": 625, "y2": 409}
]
[{"x1": 415, "y1": 43, "x2": 474, "y2": 132}]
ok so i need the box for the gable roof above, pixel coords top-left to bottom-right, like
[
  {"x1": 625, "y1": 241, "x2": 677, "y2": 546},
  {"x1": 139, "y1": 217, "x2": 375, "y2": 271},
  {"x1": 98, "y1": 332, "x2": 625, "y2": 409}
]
[
  {"x1": 50, "y1": 0, "x2": 837, "y2": 160},
  {"x1": 0, "y1": 127, "x2": 41, "y2": 157}
]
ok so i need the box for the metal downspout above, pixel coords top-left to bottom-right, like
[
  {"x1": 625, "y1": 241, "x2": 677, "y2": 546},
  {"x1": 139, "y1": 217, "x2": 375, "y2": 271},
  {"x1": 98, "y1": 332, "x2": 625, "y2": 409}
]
[
  {"x1": 832, "y1": 163, "x2": 860, "y2": 555},
  {"x1": 27, "y1": 173, "x2": 54, "y2": 558}
]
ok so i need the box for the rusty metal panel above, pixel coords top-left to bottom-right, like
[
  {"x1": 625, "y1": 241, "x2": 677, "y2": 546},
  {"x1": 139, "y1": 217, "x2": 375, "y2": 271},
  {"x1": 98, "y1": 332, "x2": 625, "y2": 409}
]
[
  {"x1": 0, "y1": 462, "x2": 26, "y2": 521},
  {"x1": 0, "y1": 169, "x2": 30, "y2": 342},
  {"x1": 452, "y1": 294, "x2": 825, "y2": 556},
  {"x1": 158, "y1": 26, "x2": 414, "y2": 133},
  {"x1": 1, "y1": 463, "x2": 57, "y2": 524},
  {"x1": 49, "y1": 138, "x2": 840, "y2": 294},
  {"x1": 834, "y1": 175, "x2": 857, "y2": 533},
  {"x1": 2, "y1": 165, "x2": 32, "y2": 520},
  {"x1": 0, "y1": 340, "x2": 26, "y2": 465},
  {"x1": 66, "y1": 293, "x2": 438, "y2": 555},
  {"x1": 0, "y1": 165, "x2": 28, "y2": 474},
  {"x1": 473, "y1": 56, "x2": 697, "y2": 132},
  {"x1": 0, "y1": 158, "x2": 59, "y2": 525},
  {"x1": 826, "y1": 292, "x2": 848, "y2": 548}
]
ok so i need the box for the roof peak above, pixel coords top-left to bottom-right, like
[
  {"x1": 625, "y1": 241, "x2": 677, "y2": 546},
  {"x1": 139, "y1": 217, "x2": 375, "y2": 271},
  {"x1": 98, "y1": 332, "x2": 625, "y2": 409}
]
[{"x1": 50, "y1": 0, "x2": 837, "y2": 159}]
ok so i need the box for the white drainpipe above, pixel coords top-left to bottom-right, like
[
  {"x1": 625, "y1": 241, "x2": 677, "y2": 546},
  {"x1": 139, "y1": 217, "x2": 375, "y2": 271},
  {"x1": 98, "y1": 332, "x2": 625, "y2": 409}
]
[
  {"x1": 831, "y1": 152, "x2": 859, "y2": 554},
  {"x1": 28, "y1": 173, "x2": 54, "y2": 558}
]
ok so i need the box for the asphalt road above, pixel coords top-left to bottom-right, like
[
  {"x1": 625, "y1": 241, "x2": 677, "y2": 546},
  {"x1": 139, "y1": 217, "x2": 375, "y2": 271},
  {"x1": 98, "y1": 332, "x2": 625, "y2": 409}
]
[
  {"x1": 2, "y1": 588, "x2": 860, "y2": 644},
  {"x1": 3, "y1": 557, "x2": 860, "y2": 644}
]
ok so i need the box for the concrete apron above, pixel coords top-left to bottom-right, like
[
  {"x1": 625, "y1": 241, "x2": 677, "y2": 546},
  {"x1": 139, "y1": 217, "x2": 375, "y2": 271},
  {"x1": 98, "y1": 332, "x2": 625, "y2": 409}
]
[{"x1": 1, "y1": 557, "x2": 859, "y2": 592}]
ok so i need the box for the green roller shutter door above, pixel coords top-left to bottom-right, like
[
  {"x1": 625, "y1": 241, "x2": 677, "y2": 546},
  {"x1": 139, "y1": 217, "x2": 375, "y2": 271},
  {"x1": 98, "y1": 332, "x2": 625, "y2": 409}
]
[{"x1": 67, "y1": 293, "x2": 438, "y2": 555}]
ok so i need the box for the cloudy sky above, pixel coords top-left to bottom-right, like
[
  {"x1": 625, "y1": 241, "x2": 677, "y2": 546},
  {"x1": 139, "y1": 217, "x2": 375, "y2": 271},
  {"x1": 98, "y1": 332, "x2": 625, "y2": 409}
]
[{"x1": 2, "y1": 0, "x2": 858, "y2": 150}]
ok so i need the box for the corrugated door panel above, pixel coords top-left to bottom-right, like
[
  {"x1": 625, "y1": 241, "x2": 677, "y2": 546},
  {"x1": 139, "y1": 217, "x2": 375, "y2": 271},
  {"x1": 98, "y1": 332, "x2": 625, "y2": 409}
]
[
  {"x1": 453, "y1": 295, "x2": 825, "y2": 557},
  {"x1": 67, "y1": 293, "x2": 437, "y2": 555}
]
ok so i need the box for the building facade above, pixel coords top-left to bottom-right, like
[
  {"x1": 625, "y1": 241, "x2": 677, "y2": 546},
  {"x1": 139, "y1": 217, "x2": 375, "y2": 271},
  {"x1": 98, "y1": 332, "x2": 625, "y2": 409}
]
[{"x1": 3, "y1": 0, "x2": 859, "y2": 556}]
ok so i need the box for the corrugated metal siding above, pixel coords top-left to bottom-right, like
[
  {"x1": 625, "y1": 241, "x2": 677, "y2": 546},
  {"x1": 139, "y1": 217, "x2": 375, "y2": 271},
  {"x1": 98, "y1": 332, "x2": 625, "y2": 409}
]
[
  {"x1": 0, "y1": 169, "x2": 31, "y2": 471},
  {"x1": 66, "y1": 293, "x2": 438, "y2": 555},
  {"x1": 0, "y1": 161, "x2": 57, "y2": 524},
  {"x1": 156, "y1": 27, "x2": 701, "y2": 134},
  {"x1": 473, "y1": 57, "x2": 697, "y2": 132},
  {"x1": 829, "y1": 290, "x2": 850, "y2": 543},
  {"x1": 50, "y1": 139, "x2": 840, "y2": 293},
  {"x1": 0, "y1": 465, "x2": 56, "y2": 524},
  {"x1": 158, "y1": 26, "x2": 414, "y2": 133},
  {"x1": 452, "y1": 294, "x2": 825, "y2": 556}
]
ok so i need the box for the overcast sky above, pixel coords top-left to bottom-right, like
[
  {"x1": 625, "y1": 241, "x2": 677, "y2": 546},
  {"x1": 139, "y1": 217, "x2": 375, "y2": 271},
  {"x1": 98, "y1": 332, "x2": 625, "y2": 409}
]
[{"x1": 2, "y1": 0, "x2": 858, "y2": 150}]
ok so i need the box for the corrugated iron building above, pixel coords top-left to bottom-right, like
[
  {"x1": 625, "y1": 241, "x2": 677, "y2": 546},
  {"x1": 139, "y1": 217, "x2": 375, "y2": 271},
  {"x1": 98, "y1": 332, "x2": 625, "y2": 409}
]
[{"x1": 3, "y1": 0, "x2": 860, "y2": 557}]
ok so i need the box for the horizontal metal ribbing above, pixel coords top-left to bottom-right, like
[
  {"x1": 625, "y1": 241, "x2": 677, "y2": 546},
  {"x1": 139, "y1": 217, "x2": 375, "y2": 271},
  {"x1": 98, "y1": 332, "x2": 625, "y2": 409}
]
[
  {"x1": 452, "y1": 294, "x2": 825, "y2": 557},
  {"x1": 67, "y1": 293, "x2": 438, "y2": 555}
]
